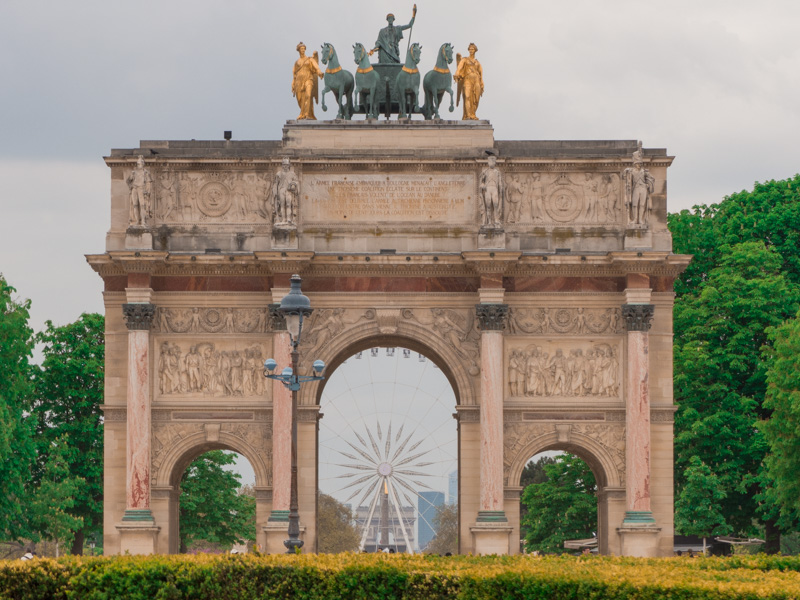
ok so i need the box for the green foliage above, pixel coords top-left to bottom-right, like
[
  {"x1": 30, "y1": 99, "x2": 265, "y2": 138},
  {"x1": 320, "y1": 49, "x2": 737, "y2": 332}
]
[
  {"x1": 521, "y1": 454, "x2": 596, "y2": 554},
  {"x1": 675, "y1": 456, "x2": 731, "y2": 542},
  {"x1": 762, "y1": 309, "x2": 800, "y2": 525},
  {"x1": 317, "y1": 493, "x2": 360, "y2": 554},
  {"x1": 519, "y1": 455, "x2": 555, "y2": 539},
  {"x1": 28, "y1": 436, "x2": 85, "y2": 554},
  {"x1": 425, "y1": 503, "x2": 458, "y2": 555},
  {"x1": 179, "y1": 451, "x2": 255, "y2": 552},
  {"x1": 27, "y1": 313, "x2": 104, "y2": 553},
  {"x1": 0, "y1": 275, "x2": 35, "y2": 540},
  {"x1": 7, "y1": 554, "x2": 800, "y2": 600}
]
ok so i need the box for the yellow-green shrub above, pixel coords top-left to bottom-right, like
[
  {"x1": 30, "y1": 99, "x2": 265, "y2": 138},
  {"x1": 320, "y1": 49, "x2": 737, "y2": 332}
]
[{"x1": 2, "y1": 553, "x2": 800, "y2": 600}]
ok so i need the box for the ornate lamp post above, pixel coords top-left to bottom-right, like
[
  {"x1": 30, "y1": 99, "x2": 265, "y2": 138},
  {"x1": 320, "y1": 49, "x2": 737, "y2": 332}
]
[{"x1": 264, "y1": 274, "x2": 325, "y2": 553}]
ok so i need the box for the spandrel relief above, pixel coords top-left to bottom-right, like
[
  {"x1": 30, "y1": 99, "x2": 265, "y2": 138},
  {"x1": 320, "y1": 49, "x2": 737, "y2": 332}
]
[
  {"x1": 507, "y1": 340, "x2": 622, "y2": 399},
  {"x1": 152, "y1": 170, "x2": 274, "y2": 225},
  {"x1": 154, "y1": 307, "x2": 271, "y2": 334},
  {"x1": 506, "y1": 172, "x2": 622, "y2": 226},
  {"x1": 156, "y1": 341, "x2": 267, "y2": 398},
  {"x1": 508, "y1": 307, "x2": 623, "y2": 335}
]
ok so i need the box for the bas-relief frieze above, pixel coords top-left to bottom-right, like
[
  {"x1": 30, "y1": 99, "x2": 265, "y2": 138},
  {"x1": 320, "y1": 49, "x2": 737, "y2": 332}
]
[
  {"x1": 150, "y1": 422, "x2": 272, "y2": 486},
  {"x1": 507, "y1": 307, "x2": 623, "y2": 336},
  {"x1": 507, "y1": 340, "x2": 621, "y2": 399},
  {"x1": 503, "y1": 421, "x2": 626, "y2": 485},
  {"x1": 156, "y1": 340, "x2": 268, "y2": 398},
  {"x1": 505, "y1": 172, "x2": 622, "y2": 226},
  {"x1": 154, "y1": 307, "x2": 272, "y2": 334},
  {"x1": 150, "y1": 170, "x2": 275, "y2": 225}
]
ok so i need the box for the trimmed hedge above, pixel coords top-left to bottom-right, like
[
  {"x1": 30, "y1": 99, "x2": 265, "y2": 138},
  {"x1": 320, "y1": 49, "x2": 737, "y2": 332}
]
[{"x1": 2, "y1": 553, "x2": 800, "y2": 599}]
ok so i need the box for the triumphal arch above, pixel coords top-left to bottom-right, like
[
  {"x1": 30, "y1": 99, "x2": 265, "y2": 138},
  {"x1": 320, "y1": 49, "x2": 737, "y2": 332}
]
[{"x1": 88, "y1": 25, "x2": 688, "y2": 557}]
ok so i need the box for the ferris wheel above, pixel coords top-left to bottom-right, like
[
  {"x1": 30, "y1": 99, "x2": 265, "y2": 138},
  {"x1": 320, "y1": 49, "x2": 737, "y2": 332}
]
[{"x1": 318, "y1": 348, "x2": 458, "y2": 553}]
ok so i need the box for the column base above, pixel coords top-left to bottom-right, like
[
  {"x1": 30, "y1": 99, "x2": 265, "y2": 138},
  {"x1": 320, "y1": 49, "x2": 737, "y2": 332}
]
[
  {"x1": 116, "y1": 518, "x2": 160, "y2": 555},
  {"x1": 622, "y1": 510, "x2": 656, "y2": 524},
  {"x1": 262, "y1": 523, "x2": 306, "y2": 554},
  {"x1": 121, "y1": 509, "x2": 155, "y2": 522},
  {"x1": 470, "y1": 521, "x2": 513, "y2": 555},
  {"x1": 617, "y1": 522, "x2": 662, "y2": 557},
  {"x1": 476, "y1": 510, "x2": 508, "y2": 523},
  {"x1": 268, "y1": 510, "x2": 290, "y2": 522}
]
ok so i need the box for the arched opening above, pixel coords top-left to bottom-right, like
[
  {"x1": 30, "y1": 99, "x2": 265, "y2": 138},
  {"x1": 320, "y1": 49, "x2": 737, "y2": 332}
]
[
  {"x1": 317, "y1": 344, "x2": 458, "y2": 554},
  {"x1": 506, "y1": 431, "x2": 625, "y2": 556},
  {"x1": 151, "y1": 433, "x2": 271, "y2": 555},
  {"x1": 519, "y1": 451, "x2": 597, "y2": 554},
  {"x1": 173, "y1": 449, "x2": 256, "y2": 554}
]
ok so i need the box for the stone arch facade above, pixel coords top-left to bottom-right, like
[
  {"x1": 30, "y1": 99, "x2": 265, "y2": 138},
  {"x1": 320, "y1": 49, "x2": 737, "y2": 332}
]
[{"x1": 90, "y1": 123, "x2": 688, "y2": 558}]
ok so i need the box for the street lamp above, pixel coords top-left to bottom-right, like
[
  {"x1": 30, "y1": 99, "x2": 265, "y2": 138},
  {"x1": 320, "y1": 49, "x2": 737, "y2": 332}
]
[{"x1": 264, "y1": 274, "x2": 325, "y2": 553}]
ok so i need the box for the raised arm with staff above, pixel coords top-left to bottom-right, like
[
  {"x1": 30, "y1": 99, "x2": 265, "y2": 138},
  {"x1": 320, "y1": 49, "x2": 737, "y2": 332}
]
[{"x1": 370, "y1": 4, "x2": 416, "y2": 63}]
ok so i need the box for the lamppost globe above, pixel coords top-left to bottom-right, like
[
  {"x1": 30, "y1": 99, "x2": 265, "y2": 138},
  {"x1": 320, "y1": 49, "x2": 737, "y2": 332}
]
[
  {"x1": 264, "y1": 358, "x2": 277, "y2": 372},
  {"x1": 280, "y1": 274, "x2": 313, "y2": 343},
  {"x1": 313, "y1": 359, "x2": 325, "y2": 374}
]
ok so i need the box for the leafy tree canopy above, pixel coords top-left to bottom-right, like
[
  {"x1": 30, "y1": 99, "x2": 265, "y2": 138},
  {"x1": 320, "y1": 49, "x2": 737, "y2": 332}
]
[
  {"x1": 179, "y1": 450, "x2": 255, "y2": 552},
  {"x1": 317, "y1": 493, "x2": 360, "y2": 554},
  {"x1": 521, "y1": 453, "x2": 596, "y2": 554}
]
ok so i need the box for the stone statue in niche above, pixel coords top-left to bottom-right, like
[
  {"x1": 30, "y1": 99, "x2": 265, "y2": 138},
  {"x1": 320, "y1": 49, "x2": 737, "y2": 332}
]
[
  {"x1": 127, "y1": 155, "x2": 153, "y2": 226},
  {"x1": 623, "y1": 142, "x2": 655, "y2": 226},
  {"x1": 273, "y1": 158, "x2": 299, "y2": 227},
  {"x1": 479, "y1": 154, "x2": 505, "y2": 228},
  {"x1": 582, "y1": 173, "x2": 599, "y2": 223},
  {"x1": 528, "y1": 173, "x2": 545, "y2": 222},
  {"x1": 508, "y1": 343, "x2": 620, "y2": 398},
  {"x1": 598, "y1": 173, "x2": 618, "y2": 222},
  {"x1": 158, "y1": 169, "x2": 177, "y2": 221}
]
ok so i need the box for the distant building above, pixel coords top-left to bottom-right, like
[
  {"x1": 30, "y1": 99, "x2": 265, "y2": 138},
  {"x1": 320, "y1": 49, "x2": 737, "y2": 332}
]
[
  {"x1": 355, "y1": 503, "x2": 416, "y2": 553},
  {"x1": 418, "y1": 491, "x2": 445, "y2": 551},
  {"x1": 448, "y1": 470, "x2": 458, "y2": 505}
]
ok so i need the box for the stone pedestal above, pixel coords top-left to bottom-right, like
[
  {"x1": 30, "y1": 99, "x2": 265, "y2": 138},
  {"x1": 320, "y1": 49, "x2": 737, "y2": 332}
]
[
  {"x1": 271, "y1": 227, "x2": 298, "y2": 249},
  {"x1": 624, "y1": 227, "x2": 653, "y2": 250},
  {"x1": 617, "y1": 525, "x2": 662, "y2": 557},
  {"x1": 125, "y1": 228, "x2": 153, "y2": 250},
  {"x1": 470, "y1": 522, "x2": 514, "y2": 555},
  {"x1": 478, "y1": 227, "x2": 505, "y2": 249},
  {"x1": 262, "y1": 523, "x2": 306, "y2": 554},
  {"x1": 116, "y1": 521, "x2": 160, "y2": 555}
]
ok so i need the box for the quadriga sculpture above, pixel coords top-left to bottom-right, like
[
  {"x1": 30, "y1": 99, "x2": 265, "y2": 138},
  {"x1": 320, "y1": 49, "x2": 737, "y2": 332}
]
[
  {"x1": 353, "y1": 42, "x2": 380, "y2": 119},
  {"x1": 320, "y1": 42, "x2": 354, "y2": 120},
  {"x1": 421, "y1": 43, "x2": 455, "y2": 120},
  {"x1": 394, "y1": 42, "x2": 422, "y2": 119}
]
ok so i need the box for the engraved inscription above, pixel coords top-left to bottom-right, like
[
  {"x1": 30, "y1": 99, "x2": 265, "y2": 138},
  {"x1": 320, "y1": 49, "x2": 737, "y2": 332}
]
[{"x1": 303, "y1": 174, "x2": 474, "y2": 223}]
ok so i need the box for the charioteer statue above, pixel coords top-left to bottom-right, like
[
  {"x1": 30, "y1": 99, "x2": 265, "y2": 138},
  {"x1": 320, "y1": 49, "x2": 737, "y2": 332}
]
[{"x1": 370, "y1": 5, "x2": 416, "y2": 64}]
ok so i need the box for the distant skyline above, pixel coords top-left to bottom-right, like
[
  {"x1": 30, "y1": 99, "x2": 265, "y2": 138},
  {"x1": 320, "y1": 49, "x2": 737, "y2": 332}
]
[{"x1": 2, "y1": 1, "x2": 799, "y2": 339}]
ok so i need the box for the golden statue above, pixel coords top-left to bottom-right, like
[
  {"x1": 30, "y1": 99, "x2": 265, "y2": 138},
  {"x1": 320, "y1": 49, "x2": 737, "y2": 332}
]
[
  {"x1": 291, "y1": 42, "x2": 323, "y2": 120},
  {"x1": 454, "y1": 43, "x2": 483, "y2": 120}
]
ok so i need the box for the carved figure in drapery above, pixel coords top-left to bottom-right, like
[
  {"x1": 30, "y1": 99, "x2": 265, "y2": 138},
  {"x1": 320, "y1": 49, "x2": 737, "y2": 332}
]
[
  {"x1": 127, "y1": 155, "x2": 153, "y2": 226},
  {"x1": 151, "y1": 423, "x2": 205, "y2": 484},
  {"x1": 506, "y1": 174, "x2": 525, "y2": 223},
  {"x1": 292, "y1": 42, "x2": 323, "y2": 121},
  {"x1": 273, "y1": 158, "x2": 300, "y2": 226},
  {"x1": 503, "y1": 423, "x2": 553, "y2": 482},
  {"x1": 300, "y1": 308, "x2": 346, "y2": 357},
  {"x1": 582, "y1": 173, "x2": 599, "y2": 223},
  {"x1": 623, "y1": 142, "x2": 655, "y2": 226},
  {"x1": 158, "y1": 169, "x2": 177, "y2": 221},
  {"x1": 598, "y1": 173, "x2": 618, "y2": 222},
  {"x1": 371, "y1": 5, "x2": 416, "y2": 64},
  {"x1": 454, "y1": 43, "x2": 483, "y2": 120},
  {"x1": 572, "y1": 423, "x2": 626, "y2": 484},
  {"x1": 430, "y1": 308, "x2": 480, "y2": 374},
  {"x1": 479, "y1": 154, "x2": 504, "y2": 228}
]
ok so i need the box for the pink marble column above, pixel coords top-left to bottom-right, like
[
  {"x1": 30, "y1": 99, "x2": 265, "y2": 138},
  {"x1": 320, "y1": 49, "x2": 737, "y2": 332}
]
[
  {"x1": 622, "y1": 304, "x2": 656, "y2": 524},
  {"x1": 475, "y1": 304, "x2": 508, "y2": 522},
  {"x1": 122, "y1": 303, "x2": 155, "y2": 521},
  {"x1": 270, "y1": 328, "x2": 292, "y2": 520}
]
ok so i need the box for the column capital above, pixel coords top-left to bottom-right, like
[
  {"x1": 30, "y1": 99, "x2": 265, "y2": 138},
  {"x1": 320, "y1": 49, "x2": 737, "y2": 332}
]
[
  {"x1": 269, "y1": 304, "x2": 287, "y2": 331},
  {"x1": 122, "y1": 303, "x2": 155, "y2": 331},
  {"x1": 621, "y1": 304, "x2": 654, "y2": 332},
  {"x1": 475, "y1": 303, "x2": 509, "y2": 331}
]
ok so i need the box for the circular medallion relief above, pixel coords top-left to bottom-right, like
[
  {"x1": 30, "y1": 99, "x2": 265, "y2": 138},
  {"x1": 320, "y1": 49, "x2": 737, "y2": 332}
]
[
  {"x1": 198, "y1": 182, "x2": 232, "y2": 217},
  {"x1": 544, "y1": 187, "x2": 583, "y2": 222}
]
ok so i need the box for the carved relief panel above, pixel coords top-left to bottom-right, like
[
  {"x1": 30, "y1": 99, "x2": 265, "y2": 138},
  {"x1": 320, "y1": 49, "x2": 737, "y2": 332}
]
[
  {"x1": 505, "y1": 172, "x2": 622, "y2": 227},
  {"x1": 506, "y1": 339, "x2": 622, "y2": 399},
  {"x1": 155, "y1": 339, "x2": 268, "y2": 399},
  {"x1": 153, "y1": 307, "x2": 272, "y2": 334},
  {"x1": 508, "y1": 307, "x2": 623, "y2": 336},
  {"x1": 151, "y1": 170, "x2": 275, "y2": 225}
]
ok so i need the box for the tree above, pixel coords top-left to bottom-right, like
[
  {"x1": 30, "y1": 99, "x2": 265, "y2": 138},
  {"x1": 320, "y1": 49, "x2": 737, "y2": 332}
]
[
  {"x1": 761, "y1": 309, "x2": 800, "y2": 529},
  {"x1": 29, "y1": 436, "x2": 85, "y2": 556},
  {"x1": 0, "y1": 275, "x2": 35, "y2": 541},
  {"x1": 27, "y1": 313, "x2": 104, "y2": 554},
  {"x1": 179, "y1": 450, "x2": 256, "y2": 552},
  {"x1": 425, "y1": 502, "x2": 458, "y2": 555},
  {"x1": 520, "y1": 454, "x2": 596, "y2": 554},
  {"x1": 673, "y1": 241, "x2": 799, "y2": 542},
  {"x1": 519, "y1": 455, "x2": 556, "y2": 538},
  {"x1": 675, "y1": 456, "x2": 731, "y2": 554},
  {"x1": 317, "y1": 493, "x2": 360, "y2": 553}
]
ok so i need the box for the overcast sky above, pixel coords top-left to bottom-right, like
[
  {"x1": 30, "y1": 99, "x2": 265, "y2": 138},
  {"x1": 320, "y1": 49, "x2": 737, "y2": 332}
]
[{"x1": 2, "y1": 0, "x2": 799, "y2": 337}]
